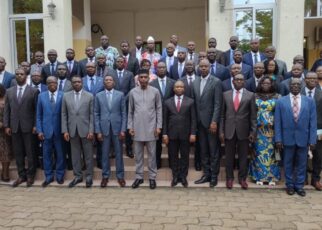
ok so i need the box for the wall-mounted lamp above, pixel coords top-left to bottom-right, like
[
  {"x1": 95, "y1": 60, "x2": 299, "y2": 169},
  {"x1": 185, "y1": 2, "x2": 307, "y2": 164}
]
[
  {"x1": 47, "y1": 1, "x2": 56, "y2": 19},
  {"x1": 219, "y1": 0, "x2": 225, "y2": 13}
]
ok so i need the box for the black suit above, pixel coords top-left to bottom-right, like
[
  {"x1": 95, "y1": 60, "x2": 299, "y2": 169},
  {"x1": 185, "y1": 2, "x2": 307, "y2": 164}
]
[
  {"x1": 219, "y1": 49, "x2": 233, "y2": 66},
  {"x1": 192, "y1": 75, "x2": 222, "y2": 180},
  {"x1": 64, "y1": 60, "x2": 81, "y2": 79},
  {"x1": 125, "y1": 55, "x2": 139, "y2": 76},
  {"x1": 150, "y1": 77, "x2": 175, "y2": 168},
  {"x1": 79, "y1": 58, "x2": 96, "y2": 78},
  {"x1": 41, "y1": 61, "x2": 62, "y2": 83},
  {"x1": 169, "y1": 60, "x2": 186, "y2": 80},
  {"x1": 222, "y1": 78, "x2": 233, "y2": 92},
  {"x1": 301, "y1": 87, "x2": 322, "y2": 183},
  {"x1": 4, "y1": 85, "x2": 39, "y2": 179},
  {"x1": 246, "y1": 76, "x2": 261, "y2": 93},
  {"x1": 106, "y1": 69, "x2": 135, "y2": 98},
  {"x1": 163, "y1": 96, "x2": 196, "y2": 179},
  {"x1": 160, "y1": 56, "x2": 178, "y2": 77}
]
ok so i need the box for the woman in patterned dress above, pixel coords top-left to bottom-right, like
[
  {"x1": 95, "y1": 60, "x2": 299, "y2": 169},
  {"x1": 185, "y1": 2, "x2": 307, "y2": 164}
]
[
  {"x1": 249, "y1": 76, "x2": 281, "y2": 185},
  {"x1": 0, "y1": 84, "x2": 13, "y2": 182}
]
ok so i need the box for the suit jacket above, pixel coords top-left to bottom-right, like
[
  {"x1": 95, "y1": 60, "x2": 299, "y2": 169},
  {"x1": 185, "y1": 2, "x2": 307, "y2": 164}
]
[
  {"x1": 243, "y1": 52, "x2": 266, "y2": 68},
  {"x1": 36, "y1": 91, "x2": 63, "y2": 139},
  {"x1": 41, "y1": 61, "x2": 62, "y2": 83},
  {"x1": 61, "y1": 79, "x2": 73, "y2": 92},
  {"x1": 78, "y1": 58, "x2": 89, "y2": 78},
  {"x1": 161, "y1": 45, "x2": 187, "y2": 58},
  {"x1": 186, "y1": 53, "x2": 199, "y2": 65},
  {"x1": 106, "y1": 69, "x2": 135, "y2": 97},
  {"x1": 192, "y1": 75, "x2": 222, "y2": 128},
  {"x1": 284, "y1": 69, "x2": 308, "y2": 80},
  {"x1": 61, "y1": 90, "x2": 94, "y2": 138},
  {"x1": 224, "y1": 63, "x2": 252, "y2": 80},
  {"x1": 195, "y1": 62, "x2": 229, "y2": 81},
  {"x1": 4, "y1": 85, "x2": 39, "y2": 133},
  {"x1": 279, "y1": 78, "x2": 305, "y2": 96},
  {"x1": 94, "y1": 89, "x2": 126, "y2": 136},
  {"x1": 310, "y1": 58, "x2": 322, "y2": 72},
  {"x1": 95, "y1": 65, "x2": 111, "y2": 78},
  {"x1": 125, "y1": 55, "x2": 139, "y2": 75},
  {"x1": 275, "y1": 95, "x2": 317, "y2": 147},
  {"x1": 169, "y1": 60, "x2": 186, "y2": 80},
  {"x1": 163, "y1": 96, "x2": 196, "y2": 140},
  {"x1": 82, "y1": 75, "x2": 104, "y2": 96},
  {"x1": 219, "y1": 49, "x2": 233, "y2": 66},
  {"x1": 159, "y1": 56, "x2": 178, "y2": 76},
  {"x1": 1, "y1": 71, "x2": 14, "y2": 89},
  {"x1": 301, "y1": 87, "x2": 322, "y2": 129},
  {"x1": 220, "y1": 89, "x2": 256, "y2": 140},
  {"x1": 246, "y1": 76, "x2": 261, "y2": 93},
  {"x1": 275, "y1": 59, "x2": 288, "y2": 77},
  {"x1": 64, "y1": 60, "x2": 81, "y2": 79},
  {"x1": 149, "y1": 77, "x2": 175, "y2": 103},
  {"x1": 222, "y1": 78, "x2": 233, "y2": 92},
  {"x1": 180, "y1": 75, "x2": 198, "y2": 98},
  {"x1": 129, "y1": 47, "x2": 145, "y2": 59}
]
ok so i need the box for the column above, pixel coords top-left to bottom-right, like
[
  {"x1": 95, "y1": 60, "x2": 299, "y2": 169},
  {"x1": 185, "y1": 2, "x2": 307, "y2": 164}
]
[{"x1": 0, "y1": 0, "x2": 13, "y2": 71}]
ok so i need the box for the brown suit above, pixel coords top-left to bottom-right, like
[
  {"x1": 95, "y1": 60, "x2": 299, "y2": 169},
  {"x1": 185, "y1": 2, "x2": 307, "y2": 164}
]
[{"x1": 220, "y1": 89, "x2": 256, "y2": 180}]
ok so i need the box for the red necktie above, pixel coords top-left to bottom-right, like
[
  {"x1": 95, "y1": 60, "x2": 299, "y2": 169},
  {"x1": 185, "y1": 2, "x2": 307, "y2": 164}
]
[
  {"x1": 234, "y1": 90, "x2": 240, "y2": 112},
  {"x1": 176, "y1": 97, "x2": 181, "y2": 112},
  {"x1": 124, "y1": 56, "x2": 128, "y2": 69},
  {"x1": 293, "y1": 95, "x2": 299, "y2": 122}
]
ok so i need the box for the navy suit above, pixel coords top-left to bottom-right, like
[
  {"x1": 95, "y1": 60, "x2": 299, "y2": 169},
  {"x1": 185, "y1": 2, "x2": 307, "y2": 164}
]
[
  {"x1": 82, "y1": 75, "x2": 104, "y2": 96},
  {"x1": 36, "y1": 91, "x2": 65, "y2": 182},
  {"x1": 169, "y1": 60, "x2": 186, "y2": 80},
  {"x1": 242, "y1": 52, "x2": 266, "y2": 68},
  {"x1": 1, "y1": 71, "x2": 14, "y2": 89},
  {"x1": 41, "y1": 62, "x2": 62, "y2": 84},
  {"x1": 310, "y1": 59, "x2": 322, "y2": 72},
  {"x1": 64, "y1": 60, "x2": 81, "y2": 79},
  {"x1": 224, "y1": 63, "x2": 252, "y2": 80},
  {"x1": 106, "y1": 69, "x2": 135, "y2": 98},
  {"x1": 159, "y1": 56, "x2": 178, "y2": 76},
  {"x1": 222, "y1": 78, "x2": 233, "y2": 92},
  {"x1": 275, "y1": 95, "x2": 317, "y2": 190},
  {"x1": 279, "y1": 78, "x2": 305, "y2": 96},
  {"x1": 94, "y1": 89, "x2": 126, "y2": 179},
  {"x1": 196, "y1": 62, "x2": 229, "y2": 81},
  {"x1": 246, "y1": 77, "x2": 260, "y2": 93}
]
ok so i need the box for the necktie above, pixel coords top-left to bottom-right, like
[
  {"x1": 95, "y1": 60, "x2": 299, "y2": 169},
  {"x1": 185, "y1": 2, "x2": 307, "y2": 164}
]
[
  {"x1": 190, "y1": 54, "x2": 193, "y2": 60},
  {"x1": 90, "y1": 77, "x2": 94, "y2": 92},
  {"x1": 167, "y1": 57, "x2": 171, "y2": 73},
  {"x1": 50, "y1": 93, "x2": 56, "y2": 110},
  {"x1": 188, "y1": 76, "x2": 192, "y2": 86},
  {"x1": 254, "y1": 53, "x2": 258, "y2": 65},
  {"x1": 293, "y1": 95, "x2": 299, "y2": 122},
  {"x1": 211, "y1": 64, "x2": 215, "y2": 76},
  {"x1": 123, "y1": 56, "x2": 128, "y2": 69},
  {"x1": 176, "y1": 96, "x2": 181, "y2": 112},
  {"x1": 34, "y1": 84, "x2": 40, "y2": 92},
  {"x1": 308, "y1": 90, "x2": 312, "y2": 97},
  {"x1": 230, "y1": 50, "x2": 234, "y2": 65},
  {"x1": 68, "y1": 61, "x2": 72, "y2": 73},
  {"x1": 118, "y1": 72, "x2": 123, "y2": 84},
  {"x1": 200, "y1": 78, "x2": 206, "y2": 95},
  {"x1": 51, "y1": 63, "x2": 55, "y2": 75},
  {"x1": 161, "y1": 79, "x2": 166, "y2": 96},
  {"x1": 107, "y1": 91, "x2": 112, "y2": 109},
  {"x1": 17, "y1": 87, "x2": 23, "y2": 103},
  {"x1": 75, "y1": 92, "x2": 80, "y2": 110},
  {"x1": 234, "y1": 90, "x2": 240, "y2": 112},
  {"x1": 59, "y1": 80, "x2": 63, "y2": 91},
  {"x1": 178, "y1": 63, "x2": 183, "y2": 78}
]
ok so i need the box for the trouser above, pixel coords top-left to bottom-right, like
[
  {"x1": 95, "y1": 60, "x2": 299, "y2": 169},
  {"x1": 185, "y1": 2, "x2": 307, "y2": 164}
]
[
  {"x1": 12, "y1": 128, "x2": 36, "y2": 179},
  {"x1": 168, "y1": 139, "x2": 190, "y2": 179},
  {"x1": 62, "y1": 139, "x2": 72, "y2": 170},
  {"x1": 198, "y1": 123, "x2": 219, "y2": 179},
  {"x1": 134, "y1": 141, "x2": 157, "y2": 180},
  {"x1": 311, "y1": 140, "x2": 322, "y2": 183},
  {"x1": 283, "y1": 145, "x2": 308, "y2": 190},
  {"x1": 43, "y1": 134, "x2": 65, "y2": 181},
  {"x1": 225, "y1": 132, "x2": 249, "y2": 180},
  {"x1": 156, "y1": 133, "x2": 163, "y2": 167},
  {"x1": 70, "y1": 131, "x2": 93, "y2": 180}
]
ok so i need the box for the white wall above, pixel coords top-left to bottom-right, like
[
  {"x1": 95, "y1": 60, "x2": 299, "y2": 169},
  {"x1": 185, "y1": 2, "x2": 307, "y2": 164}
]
[
  {"x1": 90, "y1": 0, "x2": 206, "y2": 52},
  {"x1": 0, "y1": 0, "x2": 13, "y2": 71}
]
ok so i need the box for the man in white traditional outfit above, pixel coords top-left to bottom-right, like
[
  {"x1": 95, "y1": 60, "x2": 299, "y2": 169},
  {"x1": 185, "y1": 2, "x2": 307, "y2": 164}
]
[{"x1": 128, "y1": 69, "x2": 162, "y2": 189}]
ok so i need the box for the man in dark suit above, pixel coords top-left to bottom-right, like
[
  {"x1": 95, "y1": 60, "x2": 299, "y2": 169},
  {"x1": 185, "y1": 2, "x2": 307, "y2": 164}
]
[
  {"x1": 95, "y1": 54, "x2": 110, "y2": 78},
  {"x1": 284, "y1": 55, "x2": 308, "y2": 80},
  {"x1": 130, "y1": 35, "x2": 145, "y2": 64},
  {"x1": 36, "y1": 76, "x2": 65, "y2": 187},
  {"x1": 264, "y1": 46, "x2": 288, "y2": 77},
  {"x1": 186, "y1": 41, "x2": 199, "y2": 65},
  {"x1": 275, "y1": 78, "x2": 317, "y2": 197},
  {"x1": 161, "y1": 34, "x2": 186, "y2": 58},
  {"x1": 220, "y1": 74, "x2": 256, "y2": 190},
  {"x1": 246, "y1": 62, "x2": 265, "y2": 93},
  {"x1": 57, "y1": 64, "x2": 73, "y2": 92},
  {"x1": 30, "y1": 51, "x2": 45, "y2": 75},
  {"x1": 163, "y1": 81, "x2": 196, "y2": 187},
  {"x1": 4, "y1": 68, "x2": 39, "y2": 187},
  {"x1": 106, "y1": 56, "x2": 135, "y2": 158},
  {"x1": 0, "y1": 57, "x2": 14, "y2": 89},
  {"x1": 224, "y1": 50, "x2": 252, "y2": 80},
  {"x1": 79, "y1": 46, "x2": 96, "y2": 78},
  {"x1": 82, "y1": 62, "x2": 104, "y2": 96},
  {"x1": 169, "y1": 49, "x2": 186, "y2": 80},
  {"x1": 159, "y1": 43, "x2": 178, "y2": 76},
  {"x1": 310, "y1": 50, "x2": 322, "y2": 72},
  {"x1": 150, "y1": 61, "x2": 175, "y2": 168},
  {"x1": 222, "y1": 64, "x2": 242, "y2": 92},
  {"x1": 64, "y1": 48, "x2": 80, "y2": 79},
  {"x1": 41, "y1": 49, "x2": 62, "y2": 84},
  {"x1": 301, "y1": 72, "x2": 322, "y2": 191},
  {"x1": 243, "y1": 38, "x2": 266, "y2": 68},
  {"x1": 95, "y1": 76, "x2": 127, "y2": 188},
  {"x1": 62, "y1": 76, "x2": 94, "y2": 188},
  {"x1": 203, "y1": 48, "x2": 229, "y2": 81},
  {"x1": 192, "y1": 59, "x2": 222, "y2": 187},
  {"x1": 119, "y1": 40, "x2": 139, "y2": 76},
  {"x1": 219, "y1": 36, "x2": 240, "y2": 66},
  {"x1": 279, "y1": 64, "x2": 305, "y2": 96}
]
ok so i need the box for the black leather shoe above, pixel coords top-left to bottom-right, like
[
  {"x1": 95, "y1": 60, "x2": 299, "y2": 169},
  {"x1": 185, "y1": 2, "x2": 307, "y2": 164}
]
[
  {"x1": 286, "y1": 188, "x2": 295, "y2": 195},
  {"x1": 126, "y1": 149, "x2": 134, "y2": 159},
  {"x1": 132, "y1": 179, "x2": 143, "y2": 189},
  {"x1": 210, "y1": 177, "x2": 218, "y2": 188},
  {"x1": 86, "y1": 178, "x2": 93, "y2": 188},
  {"x1": 171, "y1": 178, "x2": 178, "y2": 187},
  {"x1": 149, "y1": 179, "x2": 156, "y2": 189},
  {"x1": 181, "y1": 178, "x2": 188, "y2": 188},
  {"x1": 96, "y1": 162, "x2": 102, "y2": 169},
  {"x1": 194, "y1": 176, "x2": 210, "y2": 184},
  {"x1": 295, "y1": 189, "x2": 306, "y2": 197},
  {"x1": 68, "y1": 178, "x2": 83, "y2": 188},
  {"x1": 57, "y1": 179, "x2": 64, "y2": 185},
  {"x1": 42, "y1": 178, "x2": 54, "y2": 188},
  {"x1": 26, "y1": 177, "x2": 34, "y2": 187},
  {"x1": 195, "y1": 162, "x2": 201, "y2": 171},
  {"x1": 12, "y1": 177, "x2": 27, "y2": 187}
]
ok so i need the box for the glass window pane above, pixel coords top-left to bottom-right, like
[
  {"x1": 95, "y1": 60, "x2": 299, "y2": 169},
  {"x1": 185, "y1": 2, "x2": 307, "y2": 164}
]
[
  {"x1": 256, "y1": 9, "x2": 273, "y2": 50},
  {"x1": 305, "y1": 0, "x2": 317, "y2": 17},
  {"x1": 235, "y1": 9, "x2": 253, "y2": 52},
  {"x1": 13, "y1": 20, "x2": 27, "y2": 65},
  {"x1": 234, "y1": 0, "x2": 275, "y2": 5},
  {"x1": 13, "y1": 0, "x2": 42, "y2": 14},
  {"x1": 29, "y1": 19, "x2": 44, "y2": 62}
]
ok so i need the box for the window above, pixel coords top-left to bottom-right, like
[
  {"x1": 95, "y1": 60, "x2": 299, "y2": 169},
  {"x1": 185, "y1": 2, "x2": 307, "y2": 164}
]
[
  {"x1": 305, "y1": 0, "x2": 322, "y2": 18},
  {"x1": 12, "y1": 0, "x2": 42, "y2": 14}
]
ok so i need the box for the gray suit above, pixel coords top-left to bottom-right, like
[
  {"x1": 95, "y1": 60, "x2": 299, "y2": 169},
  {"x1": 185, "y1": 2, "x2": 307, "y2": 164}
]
[
  {"x1": 276, "y1": 59, "x2": 288, "y2": 77},
  {"x1": 192, "y1": 75, "x2": 222, "y2": 179},
  {"x1": 61, "y1": 90, "x2": 94, "y2": 179}
]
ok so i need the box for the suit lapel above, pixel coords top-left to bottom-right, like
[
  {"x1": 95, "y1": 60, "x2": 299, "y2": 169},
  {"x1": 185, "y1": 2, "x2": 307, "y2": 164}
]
[
  {"x1": 194, "y1": 78, "x2": 201, "y2": 99},
  {"x1": 55, "y1": 92, "x2": 62, "y2": 112},
  {"x1": 297, "y1": 95, "x2": 305, "y2": 121},
  {"x1": 237, "y1": 90, "x2": 247, "y2": 111},
  {"x1": 19, "y1": 85, "x2": 30, "y2": 105},
  {"x1": 201, "y1": 77, "x2": 212, "y2": 98}
]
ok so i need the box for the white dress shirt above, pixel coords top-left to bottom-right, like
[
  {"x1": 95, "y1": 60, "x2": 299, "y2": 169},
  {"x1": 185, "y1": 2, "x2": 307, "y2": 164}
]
[
  {"x1": 48, "y1": 90, "x2": 58, "y2": 102},
  {"x1": 186, "y1": 74, "x2": 195, "y2": 83},
  {"x1": 16, "y1": 83, "x2": 27, "y2": 97},
  {"x1": 251, "y1": 51, "x2": 261, "y2": 63},
  {"x1": 233, "y1": 88, "x2": 243, "y2": 102},
  {"x1": 158, "y1": 76, "x2": 167, "y2": 89},
  {"x1": 174, "y1": 95, "x2": 184, "y2": 105},
  {"x1": 58, "y1": 78, "x2": 66, "y2": 90},
  {"x1": 305, "y1": 87, "x2": 316, "y2": 98},
  {"x1": 26, "y1": 75, "x2": 31, "y2": 85},
  {"x1": 136, "y1": 47, "x2": 142, "y2": 62},
  {"x1": 290, "y1": 93, "x2": 301, "y2": 112},
  {"x1": 74, "y1": 89, "x2": 82, "y2": 101},
  {"x1": 0, "y1": 71, "x2": 4, "y2": 84}
]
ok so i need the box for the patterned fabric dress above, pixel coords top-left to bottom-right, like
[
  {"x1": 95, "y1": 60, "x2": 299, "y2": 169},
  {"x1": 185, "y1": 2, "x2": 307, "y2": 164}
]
[
  {"x1": 249, "y1": 95, "x2": 281, "y2": 182},
  {"x1": 0, "y1": 98, "x2": 13, "y2": 162},
  {"x1": 141, "y1": 52, "x2": 161, "y2": 74},
  {"x1": 95, "y1": 46, "x2": 119, "y2": 68}
]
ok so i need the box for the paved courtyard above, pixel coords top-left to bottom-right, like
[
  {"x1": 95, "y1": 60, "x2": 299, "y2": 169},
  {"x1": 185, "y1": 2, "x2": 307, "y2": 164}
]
[{"x1": 0, "y1": 186, "x2": 321, "y2": 230}]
